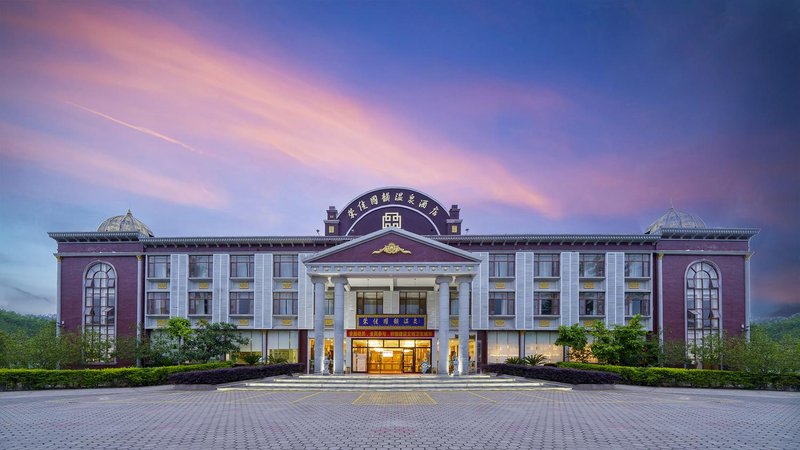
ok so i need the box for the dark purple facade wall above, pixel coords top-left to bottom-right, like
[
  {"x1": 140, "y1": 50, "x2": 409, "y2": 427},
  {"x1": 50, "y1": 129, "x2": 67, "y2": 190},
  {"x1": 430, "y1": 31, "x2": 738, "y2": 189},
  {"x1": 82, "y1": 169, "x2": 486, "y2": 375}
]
[
  {"x1": 314, "y1": 234, "x2": 473, "y2": 263},
  {"x1": 61, "y1": 256, "x2": 140, "y2": 337},
  {"x1": 661, "y1": 254, "x2": 746, "y2": 342},
  {"x1": 657, "y1": 240, "x2": 749, "y2": 252},
  {"x1": 446, "y1": 243, "x2": 658, "y2": 252},
  {"x1": 59, "y1": 242, "x2": 144, "y2": 253},
  {"x1": 142, "y1": 244, "x2": 336, "y2": 253}
]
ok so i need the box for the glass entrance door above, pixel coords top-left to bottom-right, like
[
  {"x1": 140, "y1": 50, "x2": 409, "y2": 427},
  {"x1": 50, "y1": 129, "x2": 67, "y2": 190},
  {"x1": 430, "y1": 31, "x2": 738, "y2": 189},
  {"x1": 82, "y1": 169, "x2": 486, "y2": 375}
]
[{"x1": 352, "y1": 339, "x2": 431, "y2": 373}]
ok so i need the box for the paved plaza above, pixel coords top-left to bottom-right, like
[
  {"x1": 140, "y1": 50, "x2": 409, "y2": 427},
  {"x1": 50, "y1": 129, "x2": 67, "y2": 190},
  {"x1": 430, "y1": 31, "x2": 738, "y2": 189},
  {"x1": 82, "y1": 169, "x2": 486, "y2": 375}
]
[{"x1": 0, "y1": 384, "x2": 798, "y2": 449}]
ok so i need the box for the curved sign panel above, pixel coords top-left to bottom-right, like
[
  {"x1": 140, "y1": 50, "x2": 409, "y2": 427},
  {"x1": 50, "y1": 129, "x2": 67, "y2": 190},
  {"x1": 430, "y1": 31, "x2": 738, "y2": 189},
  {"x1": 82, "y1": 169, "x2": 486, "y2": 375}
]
[{"x1": 337, "y1": 187, "x2": 451, "y2": 236}]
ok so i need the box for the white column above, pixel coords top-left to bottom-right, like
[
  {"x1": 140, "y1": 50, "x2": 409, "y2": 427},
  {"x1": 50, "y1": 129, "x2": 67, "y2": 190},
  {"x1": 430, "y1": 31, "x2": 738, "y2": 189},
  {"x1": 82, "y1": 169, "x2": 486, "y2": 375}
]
[
  {"x1": 312, "y1": 276, "x2": 326, "y2": 375},
  {"x1": 657, "y1": 253, "x2": 664, "y2": 344},
  {"x1": 436, "y1": 276, "x2": 450, "y2": 375},
  {"x1": 744, "y1": 254, "x2": 752, "y2": 341},
  {"x1": 55, "y1": 255, "x2": 62, "y2": 337},
  {"x1": 457, "y1": 276, "x2": 472, "y2": 375},
  {"x1": 332, "y1": 276, "x2": 346, "y2": 375}
]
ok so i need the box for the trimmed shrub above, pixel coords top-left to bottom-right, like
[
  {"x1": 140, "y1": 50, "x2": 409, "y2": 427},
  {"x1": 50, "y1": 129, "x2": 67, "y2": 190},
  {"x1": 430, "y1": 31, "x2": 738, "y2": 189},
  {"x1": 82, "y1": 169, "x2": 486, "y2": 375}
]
[
  {"x1": 0, "y1": 362, "x2": 232, "y2": 391},
  {"x1": 558, "y1": 362, "x2": 800, "y2": 391},
  {"x1": 484, "y1": 363, "x2": 621, "y2": 385},
  {"x1": 169, "y1": 363, "x2": 305, "y2": 385}
]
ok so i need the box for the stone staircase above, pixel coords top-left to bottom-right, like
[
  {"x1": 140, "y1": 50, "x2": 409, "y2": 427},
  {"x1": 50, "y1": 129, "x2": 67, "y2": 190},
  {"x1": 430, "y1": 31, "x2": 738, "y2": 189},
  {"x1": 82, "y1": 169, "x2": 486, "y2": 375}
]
[{"x1": 219, "y1": 374, "x2": 570, "y2": 392}]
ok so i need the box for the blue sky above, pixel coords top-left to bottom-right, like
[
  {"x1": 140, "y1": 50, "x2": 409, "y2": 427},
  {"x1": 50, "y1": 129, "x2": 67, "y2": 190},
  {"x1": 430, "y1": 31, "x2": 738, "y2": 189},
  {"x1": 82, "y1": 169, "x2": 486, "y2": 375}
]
[{"x1": 0, "y1": 1, "x2": 798, "y2": 317}]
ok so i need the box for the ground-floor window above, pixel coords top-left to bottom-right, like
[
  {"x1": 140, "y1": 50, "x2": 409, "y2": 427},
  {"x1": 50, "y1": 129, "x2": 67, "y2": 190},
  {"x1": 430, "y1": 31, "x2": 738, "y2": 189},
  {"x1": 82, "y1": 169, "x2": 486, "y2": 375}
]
[
  {"x1": 487, "y1": 331, "x2": 519, "y2": 363},
  {"x1": 267, "y1": 330, "x2": 298, "y2": 363},
  {"x1": 524, "y1": 331, "x2": 563, "y2": 363}
]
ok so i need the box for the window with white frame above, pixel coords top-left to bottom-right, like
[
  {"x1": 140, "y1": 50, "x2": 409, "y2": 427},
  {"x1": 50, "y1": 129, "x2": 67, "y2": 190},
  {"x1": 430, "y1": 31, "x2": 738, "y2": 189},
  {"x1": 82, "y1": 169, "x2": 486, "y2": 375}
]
[
  {"x1": 273, "y1": 292, "x2": 298, "y2": 315},
  {"x1": 686, "y1": 261, "x2": 720, "y2": 347},
  {"x1": 534, "y1": 292, "x2": 560, "y2": 315},
  {"x1": 579, "y1": 292, "x2": 605, "y2": 316},
  {"x1": 84, "y1": 262, "x2": 116, "y2": 362},
  {"x1": 189, "y1": 255, "x2": 213, "y2": 278},
  {"x1": 356, "y1": 291, "x2": 383, "y2": 315},
  {"x1": 534, "y1": 254, "x2": 560, "y2": 277},
  {"x1": 230, "y1": 291, "x2": 254, "y2": 315},
  {"x1": 147, "y1": 292, "x2": 169, "y2": 315},
  {"x1": 449, "y1": 289, "x2": 473, "y2": 315},
  {"x1": 489, "y1": 292, "x2": 514, "y2": 315},
  {"x1": 189, "y1": 292, "x2": 212, "y2": 315},
  {"x1": 625, "y1": 292, "x2": 650, "y2": 316},
  {"x1": 624, "y1": 254, "x2": 650, "y2": 277},
  {"x1": 230, "y1": 255, "x2": 254, "y2": 278},
  {"x1": 579, "y1": 254, "x2": 605, "y2": 277},
  {"x1": 273, "y1": 254, "x2": 298, "y2": 278},
  {"x1": 399, "y1": 291, "x2": 426, "y2": 315},
  {"x1": 147, "y1": 256, "x2": 170, "y2": 278},
  {"x1": 489, "y1": 253, "x2": 515, "y2": 277}
]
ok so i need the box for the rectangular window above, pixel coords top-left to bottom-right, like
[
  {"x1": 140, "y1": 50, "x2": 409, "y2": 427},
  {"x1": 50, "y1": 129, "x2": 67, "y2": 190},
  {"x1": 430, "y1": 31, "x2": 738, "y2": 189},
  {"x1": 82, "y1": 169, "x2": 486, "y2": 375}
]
[
  {"x1": 399, "y1": 291, "x2": 426, "y2": 315},
  {"x1": 534, "y1": 292, "x2": 560, "y2": 315},
  {"x1": 146, "y1": 292, "x2": 170, "y2": 315},
  {"x1": 449, "y1": 290, "x2": 473, "y2": 315},
  {"x1": 273, "y1": 254, "x2": 299, "y2": 278},
  {"x1": 624, "y1": 254, "x2": 651, "y2": 277},
  {"x1": 489, "y1": 254, "x2": 515, "y2": 277},
  {"x1": 489, "y1": 292, "x2": 515, "y2": 315},
  {"x1": 229, "y1": 291, "x2": 254, "y2": 315},
  {"x1": 625, "y1": 293, "x2": 651, "y2": 316},
  {"x1": 230, "y1": 255, "x2": 254, "y2": 278},
  {"x1": 534, "y1": 254, "x2": 560, "y2": 277},
  {"x1": 324, "y1": 291, "x2": 334, "y2": 316},
  {"x1": 356, "y1": 291, "x2": 384, "y2": 315},
  {"x1": 188, "y1": 292, "x2": 212, "y2": 315},
  {"x1": 273, "y1": 292, "x2": 298, "y2": 315},
  {"x1": 189, "y1": 255, "x2": 213, "y2": 278},
  {"x1": 147, "y1": 256, "x2": 170, "y2": 278},
  {"x1": 579, "y1": 254, "x2": 605, "y2": 278},
  {"x1": 579, "y1": 292, "x2": 605, "y2": 316}
]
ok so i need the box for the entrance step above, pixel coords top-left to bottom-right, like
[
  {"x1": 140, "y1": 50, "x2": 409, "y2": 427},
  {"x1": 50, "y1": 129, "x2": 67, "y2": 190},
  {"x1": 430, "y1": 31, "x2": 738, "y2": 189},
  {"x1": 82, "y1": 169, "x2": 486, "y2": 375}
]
[{"x1": 219, "y1": 374, "x2": 570, "y2": 392}]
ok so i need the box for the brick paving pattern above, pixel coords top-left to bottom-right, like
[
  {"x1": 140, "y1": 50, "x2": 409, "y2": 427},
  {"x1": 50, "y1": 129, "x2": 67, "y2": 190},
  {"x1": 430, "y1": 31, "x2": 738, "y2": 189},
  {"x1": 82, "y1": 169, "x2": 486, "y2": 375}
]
[{"x1": 1, "y1": 385, "x2": 798, "y2": 449}]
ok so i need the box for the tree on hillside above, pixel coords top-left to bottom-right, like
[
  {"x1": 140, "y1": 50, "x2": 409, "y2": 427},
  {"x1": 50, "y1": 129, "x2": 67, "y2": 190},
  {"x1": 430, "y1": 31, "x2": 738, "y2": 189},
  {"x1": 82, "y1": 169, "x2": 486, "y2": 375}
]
[{"x1": 0, "y1": 309, "x2": 54, "y2": 336}]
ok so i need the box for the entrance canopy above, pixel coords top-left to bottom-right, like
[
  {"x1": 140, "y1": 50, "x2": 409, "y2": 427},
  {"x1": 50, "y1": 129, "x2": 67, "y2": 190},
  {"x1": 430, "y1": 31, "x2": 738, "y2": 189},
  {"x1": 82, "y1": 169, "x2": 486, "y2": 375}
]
[{"x1": 304, "y1": 227, "x2": 481, "y2": 278}]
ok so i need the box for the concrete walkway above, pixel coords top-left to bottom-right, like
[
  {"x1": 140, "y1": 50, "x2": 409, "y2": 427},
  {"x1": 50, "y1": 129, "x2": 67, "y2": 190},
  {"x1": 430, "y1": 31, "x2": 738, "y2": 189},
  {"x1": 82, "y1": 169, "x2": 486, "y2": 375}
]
[{"x1": 0, "y1": 384, "x2": 797, "y2": 449}]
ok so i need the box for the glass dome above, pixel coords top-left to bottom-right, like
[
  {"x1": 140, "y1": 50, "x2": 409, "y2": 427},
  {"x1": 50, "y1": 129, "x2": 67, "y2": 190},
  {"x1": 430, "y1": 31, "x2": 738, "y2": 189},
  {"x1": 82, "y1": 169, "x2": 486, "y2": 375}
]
[
  {"x1": 97, "y1": 209, "x2": 154, "y2": 236},
  {"x1": 645, "y1": 207, "x2": 706, "y2": 234}
]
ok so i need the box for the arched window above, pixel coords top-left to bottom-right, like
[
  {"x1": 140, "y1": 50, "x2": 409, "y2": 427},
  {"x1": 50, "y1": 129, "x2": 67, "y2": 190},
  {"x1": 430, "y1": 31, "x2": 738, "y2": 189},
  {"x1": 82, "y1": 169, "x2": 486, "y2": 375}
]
[
  {"x1": 84, "y1": 262, "x2": 116, "y2": 362},
  {"x1": 686, "y1": 261, "x2": 720, "y2": 349}
]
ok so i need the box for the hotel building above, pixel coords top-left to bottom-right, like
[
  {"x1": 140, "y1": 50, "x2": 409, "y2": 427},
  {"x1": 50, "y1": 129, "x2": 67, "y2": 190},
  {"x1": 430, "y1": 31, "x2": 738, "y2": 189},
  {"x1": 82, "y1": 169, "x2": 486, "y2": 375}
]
[{"x1": 49, "y1": 187, "x2": 758, "y2": 373}]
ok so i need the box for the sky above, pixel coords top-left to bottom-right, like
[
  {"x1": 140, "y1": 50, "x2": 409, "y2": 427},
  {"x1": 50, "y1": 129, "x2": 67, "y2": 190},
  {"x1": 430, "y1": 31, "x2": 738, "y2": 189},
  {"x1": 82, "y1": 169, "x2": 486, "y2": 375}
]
[{"x1": 0, "y1": 1, "x2": 798, "y2": 318}]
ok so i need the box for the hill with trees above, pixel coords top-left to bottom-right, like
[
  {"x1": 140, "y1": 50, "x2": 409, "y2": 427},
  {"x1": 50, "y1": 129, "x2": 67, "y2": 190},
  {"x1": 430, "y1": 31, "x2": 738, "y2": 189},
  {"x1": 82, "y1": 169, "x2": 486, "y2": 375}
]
[{"x1": 0, "y1": 309, "x2": 54, "y2": 337}]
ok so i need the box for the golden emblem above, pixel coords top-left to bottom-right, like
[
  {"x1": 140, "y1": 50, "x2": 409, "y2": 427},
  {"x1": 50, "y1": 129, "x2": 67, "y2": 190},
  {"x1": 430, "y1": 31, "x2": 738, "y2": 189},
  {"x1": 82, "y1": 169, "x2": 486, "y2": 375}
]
[{"x1": 372, "y1": 242, "x2": 411, "y2": 255}]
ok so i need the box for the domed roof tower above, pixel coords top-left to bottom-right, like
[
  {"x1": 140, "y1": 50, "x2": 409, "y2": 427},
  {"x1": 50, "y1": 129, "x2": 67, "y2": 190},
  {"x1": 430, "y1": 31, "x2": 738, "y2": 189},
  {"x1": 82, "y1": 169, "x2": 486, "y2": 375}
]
[
  {"x1": 645, "y1": 207, "x2": 706, "y2": 234},
  {"x1": 97, "y1": 209, "x2": 154, "y2": 236}
]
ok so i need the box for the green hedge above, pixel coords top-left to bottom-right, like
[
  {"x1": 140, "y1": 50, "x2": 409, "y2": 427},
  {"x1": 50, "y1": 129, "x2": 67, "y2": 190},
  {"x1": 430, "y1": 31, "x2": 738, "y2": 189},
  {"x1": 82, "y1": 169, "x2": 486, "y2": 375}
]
[
  {"x1": 558, "y1": 362, "x2": 800, "y2": 390},
  {"x1": 0, "y1": 362, "x2": 232, "y2": 391}
]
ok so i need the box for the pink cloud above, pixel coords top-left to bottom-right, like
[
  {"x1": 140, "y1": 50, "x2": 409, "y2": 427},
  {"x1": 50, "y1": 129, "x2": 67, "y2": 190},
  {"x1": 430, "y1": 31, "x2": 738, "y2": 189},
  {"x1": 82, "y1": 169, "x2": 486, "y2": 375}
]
[
  {"x1": 0, "y1": 122, "x2": 227, "y2": 209},
  {"x1": 0, "y1": 4, "x2": 559, "y2": 216}
]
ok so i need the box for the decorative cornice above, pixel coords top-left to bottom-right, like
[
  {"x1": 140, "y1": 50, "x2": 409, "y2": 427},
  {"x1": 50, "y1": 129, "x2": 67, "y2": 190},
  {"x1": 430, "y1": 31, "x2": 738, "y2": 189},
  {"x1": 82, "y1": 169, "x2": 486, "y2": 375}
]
[{"x1": 372, "y1": 242, "x2": 411, "y2": 255}]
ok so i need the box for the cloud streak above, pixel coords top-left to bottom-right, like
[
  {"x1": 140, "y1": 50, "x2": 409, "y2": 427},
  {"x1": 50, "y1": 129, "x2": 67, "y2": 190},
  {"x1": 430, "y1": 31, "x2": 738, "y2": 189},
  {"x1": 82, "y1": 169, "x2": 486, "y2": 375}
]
[{"x1": 68, "y1": 102, "x2": 202, "y2": 154}]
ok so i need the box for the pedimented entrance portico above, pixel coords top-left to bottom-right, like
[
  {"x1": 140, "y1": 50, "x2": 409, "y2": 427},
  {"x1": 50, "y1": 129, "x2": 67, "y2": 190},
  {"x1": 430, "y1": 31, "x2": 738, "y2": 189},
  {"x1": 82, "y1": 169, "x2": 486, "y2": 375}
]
[{"x1": 304, "y1": 227, "x2": 480, "y2": 375}]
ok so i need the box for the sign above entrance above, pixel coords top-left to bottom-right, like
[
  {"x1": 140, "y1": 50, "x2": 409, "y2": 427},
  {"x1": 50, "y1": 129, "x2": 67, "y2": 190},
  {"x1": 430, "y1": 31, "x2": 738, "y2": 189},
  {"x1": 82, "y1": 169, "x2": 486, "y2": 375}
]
[
  {"x1": 356, "y1": 314, "x2": 426, "y2": 329},
  {"x1": 324, "y1": 187, "x2": 462, "y2": 236},
  {"x1": 347, "y1": 330, "x2": 435, "y2": 338}
]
